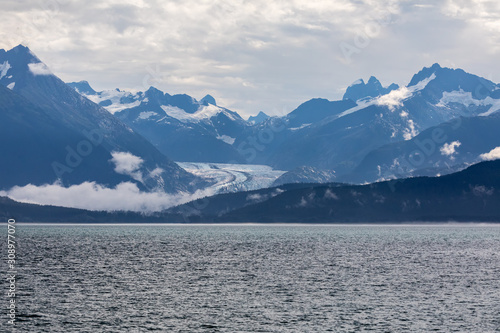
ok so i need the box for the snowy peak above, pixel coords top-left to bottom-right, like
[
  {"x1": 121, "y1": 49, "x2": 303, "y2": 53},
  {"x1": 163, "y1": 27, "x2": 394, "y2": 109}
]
[
  {"x1": 200, "y1": 94, "x2": 217, "y2": 106},
  {"x1": 248, "y1": 111, "x2": 269, "y2": 124},
  {"x1": 367, "y1": 76, "x2": 383, "y2": 87},
  {"x1": 67, "y1": 80, "x2": 97, "y2": 95},
  {"x1": 408, "y1": 63, "x2": 442, "y2": 87},
  {"x1": 408, "y1": 63, "x2": 498, "y2": 102},
  {"x1": 343, "y1": 76, "x2": 399, "y2": 102},
  {"x1": 0, "y1": 44, "x2": 46, "y2": 91},
  {"x1": 67, "y1": 81, "x2": 245, "y2": 125},
  {"x1": 0, "y1": 44, "x2": 45, "y2": 71}
]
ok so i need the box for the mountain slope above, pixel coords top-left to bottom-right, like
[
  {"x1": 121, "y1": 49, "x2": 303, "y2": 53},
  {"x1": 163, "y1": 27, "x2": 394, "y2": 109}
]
[
  {"x1": 216, "y1": 160, "x2": 500, "y2": 222},
  {"x1": 272, "y1": 166, "x2": 337, "y2": 186},
  {"x1": 239, "y1": 64, "x2": 500, "y2": 176},
  {"x1": 69, "y1": 82, "x2": 250, "y2": 163},
  {"x1": 346, "y1": 112, "x2": 500, "y2": 183},
  {"x1": 0, "y1": 45, "x2": 202, "y2": 192},
  {"x1": 343, "y1": 76, "x2": 399, "y2": 101},
  {"x1": 3, "y1": 160, "x2": 499, "y2": 223},
  {"x1": 248, "y1": 111, "x2": 269, "y2": 124}
]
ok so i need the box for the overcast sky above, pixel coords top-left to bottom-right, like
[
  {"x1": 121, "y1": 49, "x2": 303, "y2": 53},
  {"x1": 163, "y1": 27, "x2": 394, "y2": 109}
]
[{"x1": 1, "y1": 0, "x2": 500, "y2": 117}]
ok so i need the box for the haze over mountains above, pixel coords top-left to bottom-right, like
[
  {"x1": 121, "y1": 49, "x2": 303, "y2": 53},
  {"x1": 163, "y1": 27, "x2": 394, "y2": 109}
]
[{"x1": 1, "y1": 44, "x2": 500, "y2": 220}]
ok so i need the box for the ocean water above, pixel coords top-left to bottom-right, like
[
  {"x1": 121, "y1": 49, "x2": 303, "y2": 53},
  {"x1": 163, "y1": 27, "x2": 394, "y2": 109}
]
[{"x1": 2, "y1": 224, "x2": 500, "y2": 332}]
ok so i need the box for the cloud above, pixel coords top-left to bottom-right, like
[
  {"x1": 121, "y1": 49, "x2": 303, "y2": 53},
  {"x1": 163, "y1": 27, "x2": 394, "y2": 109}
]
[
  {"x1": 148, "y1": 167, "x2": 164, "y2": 178},
  {"x1": 376, "y1": 87, "x2": 412, "y2": 110},
  {"x1": 471, "y1": 185, "x2": 494, "y2": 196},
  {"x1": 110, "y1": 151, "x2": 144, "y2": 182},
  {"x1": 440, "y1": 140, "x2": 461, "y2": 158},
  {"x1": 298, "y1": 197, "x2": 308, "y2": 207},
  {"x1": 480, "y1": 146, "x2": 500, "y2": 161},
  {"x1": 246, "y1": 188, "x2": 284, "y2": 202},
  {"x1": 1, "y1": 1, "x2": 500, "y2": 116},
  {"x1": 324, "y1": 189, "x2": 339, "y2": 200},
  {"x1": 27, "y1": 62, "x2": 52, "y2": 75},
  {"x1": 375, "y1": 74, "x2": 436, "y2": 111},
  {"x1": 403, "y1": 119, "x2": 418, "y2": 141},
  {"x1": 247, "y1": 193, "x2": 263, "y2": 201},
  {"x1": 0, "y1": 181, "x2": 216, "y2": 213}
]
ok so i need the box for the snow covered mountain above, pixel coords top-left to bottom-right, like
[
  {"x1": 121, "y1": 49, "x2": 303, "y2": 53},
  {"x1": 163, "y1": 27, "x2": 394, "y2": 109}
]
[
  {"x1": 248, "y1": 111, "x2": 269, "y2": 124},
  {"x1": 232, "y1": 63, "x2": 500, "y2": 183},
  {"x1": 0, "y1": 45, "x2": 203, "y2": 193},
  {"x1": 346, "y1": 112, "x2": 500, "y2": 183},
  {"x1": 69, "y1": 60, "x2": 500, "y2": 188},
  {"x1": 68, "y1": 82, "x2": 251, "y2": 163},
  {"x1": 343, "y1": 76, "x2": 399, "y2": 102}
]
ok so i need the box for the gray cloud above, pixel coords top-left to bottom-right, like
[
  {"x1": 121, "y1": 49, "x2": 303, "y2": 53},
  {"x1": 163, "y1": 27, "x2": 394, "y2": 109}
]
[{"x1": 1, "y1": 0, "x2": 500, "y2": 117}]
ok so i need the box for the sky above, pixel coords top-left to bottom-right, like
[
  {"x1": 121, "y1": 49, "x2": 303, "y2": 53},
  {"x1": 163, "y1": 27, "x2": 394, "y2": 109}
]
[{"x1": 1, "y1": 0, "x2": 500, "y2": 118}]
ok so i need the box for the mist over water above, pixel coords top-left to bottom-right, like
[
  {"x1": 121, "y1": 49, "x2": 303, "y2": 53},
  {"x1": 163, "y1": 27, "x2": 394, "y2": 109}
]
[{"x1": 2, "y1": 224, "x2": 500, "y2": 332}]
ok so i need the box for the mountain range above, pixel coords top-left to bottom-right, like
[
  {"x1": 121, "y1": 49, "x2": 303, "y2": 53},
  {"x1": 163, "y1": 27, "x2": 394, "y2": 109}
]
[
  {"x1": 0, "y1": 45, "x2": 203, "y2": 193},
  {"x1": 1, "y1": 44, "x2": 499, "y2": 221},
  {"x1": 2, "y1": 160, "x2": 499, "y2": 222},
  {"x1": 67, "y1": 82, "x2": 250, "y2": 163},
  {"x1": 66, "y1": 60, "x2": 500, "y2": 187}
]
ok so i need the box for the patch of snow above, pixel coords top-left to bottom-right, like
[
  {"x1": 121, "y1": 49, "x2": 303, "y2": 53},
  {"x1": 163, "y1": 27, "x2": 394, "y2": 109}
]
[
  {"x1": 289, "y1": 123, "x2": 311, "y2": 131},
  {"x1": 106, "y1": 101, "x2": 141, "y2": 114},
  {"x1": 79, "y1": 88, "x2": 142, "y2": 114},
  {"x1": 0, "y1": 61, "x2": 11, "y2": 79},
  {"x1": 411, "y1": 73, "x2": 436, "y2": 90},
  {"x1": 28, "y1": 62, "x2": 52, "y2": 76},
  {"x1": 137, "y1": 111, "x2": 157, "y2": 120},
  {"x1": 161, "y1": 104, "x2": 231, "y2": 123},
  {"x1": 332, "y1": 99, "x2": 374, "y2": 120},
  {"x1": 7, "y1": 82, "x2": 15, "y2": 90},
  {"x1": 326, "y1": 75, "x2": 436, "y2": 123},
  {"x1": 142, "y1": 97, "x2": 149, "y2": 103},
  {"x1": 437, "y1": 89, "x2": 478, "y2": 107},
  {"x1": 349, "y1": 79, "x2": 363, "y2": 87},
  {"x1": 216, "y1": 135, "x2": 236, "y2": 145},
  {"x1": 480, "y1": 104, "x2": 500, "y2": 117},
  {"x1": 436, "y1": 89, "x2": 500, "y2": 117}
]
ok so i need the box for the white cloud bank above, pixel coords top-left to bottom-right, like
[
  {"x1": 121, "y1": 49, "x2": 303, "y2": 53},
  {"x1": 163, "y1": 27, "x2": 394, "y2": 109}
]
[
  {"x1": 480, "y1": 147, "x2": 500, "y2": 161},
  {"x1": 440, "y1": 141, "x2": 461, "y2": 158},
  {"x1": 0, "y1": 181, "x2": 215, "y2": 213},
  {"x1": 110, "y1": 151, "x2": 144, "y2": 182},
  {"x1": 27, "y1": 62, "x2": 52, "y2": 75},
  {"x1": 376, "y1": 73, "x2": 436, "y2": 111}
]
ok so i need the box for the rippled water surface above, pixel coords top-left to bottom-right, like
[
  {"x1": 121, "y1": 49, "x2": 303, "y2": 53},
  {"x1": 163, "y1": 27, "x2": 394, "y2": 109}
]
[{"x1": 2, "y1": 224, "x2": 500, "y2": 332}]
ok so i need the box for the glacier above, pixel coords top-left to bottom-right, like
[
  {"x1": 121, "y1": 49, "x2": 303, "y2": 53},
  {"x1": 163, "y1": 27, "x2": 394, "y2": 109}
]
[{"x1": 176, "y1": 162, "x2": 286, "y2": 194}]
